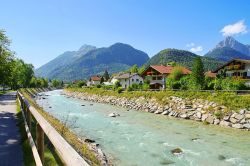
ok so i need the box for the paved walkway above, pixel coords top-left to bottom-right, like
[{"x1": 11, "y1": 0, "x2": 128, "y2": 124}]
[{"x1": 0, "y1": 92, "x2": 23, "y2": 166}]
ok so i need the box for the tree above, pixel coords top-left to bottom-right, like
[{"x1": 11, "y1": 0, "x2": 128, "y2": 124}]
[
  {"x1": 0, "y1": 30, "x2": 14, "y2": 89},
  {"x1": 130, "y1": 64, "x2": 138, "y2": 73},
  {"x1": 100, "y1": 77, "x2": 105, "y2": 83},
  {"x1": 190, "y1": 57, "x2": 205, "y2": 90},
  {"x1": 52, "y1": 79, "x2": 61, "y2": 88},
  {"x1": 103, "y1": 70, "x2": 110, "y2": 81},
  {"x1": 77, "y1": 80, "x2": 86, "y2": 88},
  {"x1": 168, "y1": 66, "x2": 183, "y2": 81},
  {"x1": 138, "y1": 66, "x2": 145, "y2": 75}
]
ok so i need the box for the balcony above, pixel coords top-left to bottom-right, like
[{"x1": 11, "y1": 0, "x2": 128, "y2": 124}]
[{"x1": 227, "y1": 64, "x2": 244, "y2": 71}]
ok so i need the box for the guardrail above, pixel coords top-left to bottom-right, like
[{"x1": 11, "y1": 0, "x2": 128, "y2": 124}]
[{"x1": 17, "y1": 91, "x2": 89, "y2": 166}]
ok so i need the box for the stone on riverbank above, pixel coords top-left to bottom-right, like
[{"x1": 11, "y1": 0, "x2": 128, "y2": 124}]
[
  {"x1": 171, "y1": 148, "x2": 183, "y2": 155},
  {"x1": 109, "y1": 112, "x2": 120, "y2": 117},
  {"x1": 64, "y1": 90, "x2": 250, "y2": 131}
]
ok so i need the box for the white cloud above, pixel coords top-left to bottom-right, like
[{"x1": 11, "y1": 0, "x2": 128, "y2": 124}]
[
  {"x1": 186, "y1": 42, "x2": 195, "y2": 47},
  {"x1": 190, "y1": 46, "x2": 203, "y2": 53},
  {"x1": 220, "y1": 20, "x2": 247, "y2": 36}
]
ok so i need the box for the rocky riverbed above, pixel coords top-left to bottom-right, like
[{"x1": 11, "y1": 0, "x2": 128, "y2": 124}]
[{"x1": 63, "y1": 90, "x2": 250, "y2": 130}]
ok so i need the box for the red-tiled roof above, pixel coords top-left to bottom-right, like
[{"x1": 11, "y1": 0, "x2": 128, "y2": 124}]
[
  {"x1": 205, "y1": 71, "x2": 217, "y2": 78},
  {"x1": 150, "y1": 65, "x2": 191, "y2": 74},
  {"x1": 90, "y1": 76, "x2": 101, "y2": 81}
]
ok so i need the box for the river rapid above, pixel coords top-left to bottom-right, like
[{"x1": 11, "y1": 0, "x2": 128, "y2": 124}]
[{"x1": 36, "y1": 90, "x2": 250, "y2": 166}]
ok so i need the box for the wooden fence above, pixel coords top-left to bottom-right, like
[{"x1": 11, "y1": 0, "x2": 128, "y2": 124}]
[{"x1": 17, "y1": 91, "x2": 89, "y2": 166}]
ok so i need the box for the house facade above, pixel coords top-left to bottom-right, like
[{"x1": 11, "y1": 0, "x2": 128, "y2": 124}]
[
  {"x1": 87, "y1": 76, "x2": 101, "y2": 86},
  {"x1": 141, "y1": 65, "x2": 191, "y2": 89},
  {"x1": 213, "y1": 59, "x2": 250, "y2": 85},
  {"x1": 113, "y1": 73, "x2": 143, "y2": 89}
]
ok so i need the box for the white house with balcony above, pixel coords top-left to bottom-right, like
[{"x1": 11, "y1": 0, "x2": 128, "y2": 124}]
[
  {"x1": 112, "y1": 73, "x2": 143, "y2": 89},
  {"x1": 213, "y1": 59, "x2": 250, "y2": 86}
]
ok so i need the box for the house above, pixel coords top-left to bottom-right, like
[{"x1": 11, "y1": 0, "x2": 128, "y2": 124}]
[
  {"x1": 112, "y1": 73, "x2": 143, "y2": 89},
  {"x1": 205, "y1": 71, "x2": 217, "y2": 78},
  {"x1": 141, "y1": 65, "x2": 191, "y2": 89},
  {"x1": 213, "y1": 59, "x2": 250, "y2": 85},
  {"x1": 87, "y1": 76, "x2": 102, "y2": 86}
]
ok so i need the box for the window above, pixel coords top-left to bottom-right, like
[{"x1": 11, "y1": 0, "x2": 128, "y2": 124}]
[
  {"x1": 136, "y1": 79, "x2": 139, "y2": 82},
  {"x1": 132, "y1": 79, "x2": 134, "y2": 82}
]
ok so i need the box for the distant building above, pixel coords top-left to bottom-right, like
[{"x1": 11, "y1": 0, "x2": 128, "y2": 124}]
[
  {"x1": 112, "y1": 73, "x2": 143, "y2": 89},
  {"x1": 205, "y1": 71, "x2": 217, "y2": 78},
  {"x1": 141, "y1": 65, "x2": 191, "y2": 89},
  {"x1": 213, "y1": 59, "x2": 250, "y2": 85},
  {"x1": 87, "y1": 76, "x2": 102, "y2": 86}
]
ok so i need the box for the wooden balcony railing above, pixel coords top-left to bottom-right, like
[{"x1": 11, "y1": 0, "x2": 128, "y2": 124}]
[{"x1": 17, "y1": 91, "x2": 89, "y2": 166}]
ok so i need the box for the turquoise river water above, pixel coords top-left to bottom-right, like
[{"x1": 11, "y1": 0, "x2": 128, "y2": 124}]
[{"x1": 36, "y1": 90, "x2": 250, "y2": 166}]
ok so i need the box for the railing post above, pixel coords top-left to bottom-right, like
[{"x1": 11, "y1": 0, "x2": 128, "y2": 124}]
[{"x1": 36, "y1": 123, "x2": 44, "y2": 164}]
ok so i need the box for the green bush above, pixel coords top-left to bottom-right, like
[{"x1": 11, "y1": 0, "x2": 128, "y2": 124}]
[
  {"x1": 221, "y1": 78, "x2": 246, "y2": 90},
  {"x1": 179, "y1": 76, "x2": 191, "y2": 90},
  {"x1": 127, "y1": 86, "x2": 133, "y2": 92},
  {"x1": 117, "y1": 87, "x2": 123, "y2": 93},
  {"x1": 77, "y1": 81, "x2": 86, "y2": 88},
  {"x1": 96, "y1": 84, "x2": 102, "y2": 88},
  {"x1": 102, "y1": 85, "x2": 113, "y2": 90},
  {"x1": 142, "y1": 83, "x2": 150, "y2": 90}
]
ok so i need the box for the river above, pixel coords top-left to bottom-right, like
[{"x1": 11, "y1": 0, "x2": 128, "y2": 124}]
[{"x1": 36, "y1": 90, "x2": 250, "y2": 166}]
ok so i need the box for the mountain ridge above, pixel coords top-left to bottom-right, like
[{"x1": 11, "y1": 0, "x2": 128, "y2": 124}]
[
  {"x1": 205, "y1": 36, "x2": 250, "y2": 61},
  {"x1": 35, "y1": 43, "x2": 149, "y2": 81},
  {"x1": 146, "y1": 48, "x2": 224, "y2": 71}
]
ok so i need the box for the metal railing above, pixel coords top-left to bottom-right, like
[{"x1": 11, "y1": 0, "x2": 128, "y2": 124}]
[{"x1": 17, "y1": 91, "x2": 89, "y2": 166}]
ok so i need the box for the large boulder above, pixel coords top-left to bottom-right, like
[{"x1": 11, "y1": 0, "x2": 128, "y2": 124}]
[
  {"x1": 235, "y1": 114, "x2": 244, "y2": 121},
  {"x1": 220, "y1": 120, "x2": 231, "y2": 127},
  {"x1": 243, "y1": 123, "x2": 250, "y2": 129},
  {"x1": 206, "y1": 115, "x2": 214, "y2": 124},
  {"x1": 232, "y1": 124, "x2": 244, "y2": 129}
]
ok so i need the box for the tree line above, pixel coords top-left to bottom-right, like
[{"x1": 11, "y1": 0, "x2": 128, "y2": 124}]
[{"x1": 0, "y1": 30, "x2": 62, "y2": 90}]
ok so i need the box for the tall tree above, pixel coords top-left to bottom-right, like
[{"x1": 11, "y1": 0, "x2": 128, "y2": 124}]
[
  {"x1": 0, "y1": 30, "x2": 14, "y2": 88},
  {"x1": 191, "y1": 57, "x2": 205, "y2": 89},
  {"x1": 130, "y1": 64, "x2": 138, "y2": 73},
  {"x1": 103, "y1": 70, "x2": 110, "y2": 81}
]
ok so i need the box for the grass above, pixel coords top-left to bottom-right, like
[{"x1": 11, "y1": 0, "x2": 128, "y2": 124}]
[
  {"x1": 16, "y1": 99, "x2": 63, "y2": 166},
  {"x1": 16, "y1": 101, "x2": 36, "y2": 166},
  {"x1": 66, "y1": 87, "x2": 250, "y2": 111},
  {"x1": 19, "y1": 88, "x2": 101, "y2": 166}
]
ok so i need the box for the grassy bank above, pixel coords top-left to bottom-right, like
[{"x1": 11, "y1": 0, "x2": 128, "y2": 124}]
[
  {"x1": 19, "y1": 88, "x2": 101, "y2": 166},
  {"x1": 66, "y1": 87, "x2": 250, "y2": 111},
  {"x1": 16, "y1": 98, "x2": 63, "y2": 166}
]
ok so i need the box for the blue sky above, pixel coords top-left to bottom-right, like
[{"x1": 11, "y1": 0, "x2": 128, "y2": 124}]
[{"x1": 1, "y1": 0, "x2": 250, "y2": 68}]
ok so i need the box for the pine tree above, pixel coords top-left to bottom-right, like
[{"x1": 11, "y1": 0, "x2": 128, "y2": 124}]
[
  {"x1": 103, "y1": 70, "x2": 110, "y2": 81},
  {"x1": 191, "y1": 57, "x2": 204, "y2": 89}
]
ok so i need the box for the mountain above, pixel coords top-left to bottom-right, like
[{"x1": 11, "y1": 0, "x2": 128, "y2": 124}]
[
  {"x1": 35, "y1": 45, "x2": 96, "y2": 78},
  {"x1": 205, "y1": 36, "x2": 250, "y2": 61},
  {"x1": 146, "y1": 49, "x2": 224, "y2": 71},
  {"x1": 204, "y1": 47, "x2": 249, "y2": 61},
  {"x1": 35, "y1": 43, "x2": 149, "y2": 81}
]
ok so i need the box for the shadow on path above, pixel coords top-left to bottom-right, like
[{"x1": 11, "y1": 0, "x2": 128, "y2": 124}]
[{"x1": 0, "y1": 92, "x2": 23, "y2": 166}]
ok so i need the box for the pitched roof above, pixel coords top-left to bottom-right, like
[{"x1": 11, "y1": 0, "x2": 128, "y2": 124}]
[
  {"x1": 115, "y1": 73, "x2": 139, "y2": 79},
  {"x1": 205, "y1": 71, "x2": 216, "y2": 78},
  {"x1": 90, "y1": 76, "x2": 101, "y2": 81},
  {"x1": 149, "y1": 65, "x2": 191, "y2": 74},
  {"x1": 213, "y1": 58, "x2": 250, "y2": 73}
]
